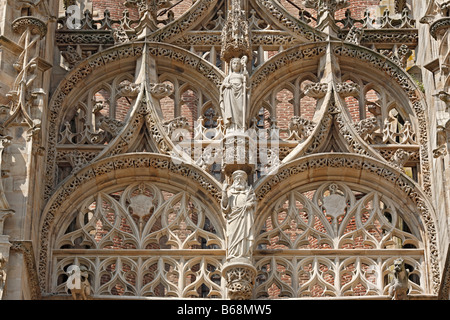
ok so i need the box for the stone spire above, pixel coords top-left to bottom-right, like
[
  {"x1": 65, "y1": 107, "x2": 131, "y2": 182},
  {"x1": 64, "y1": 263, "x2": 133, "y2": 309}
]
[{"x1": 220, "y1": 0, "x2": 251, "y2": 63}]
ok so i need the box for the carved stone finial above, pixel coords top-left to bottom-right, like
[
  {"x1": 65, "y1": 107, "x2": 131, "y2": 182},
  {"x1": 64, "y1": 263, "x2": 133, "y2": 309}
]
[
  {"x1": 395, "y1": 0, "x2": 407, "y2": 14},
  {"x1": 124, "y1": 0, "x2": 173, "y2": 20},
  {"x1": 125, "y1": 0, "x2": 174, "y2": 37},
  {"x1": 303, "y1": 0, "x2": 349, "y2": 35},
  {"x1": 222, "y1": 261, "x2": 257, "y2": 300},
  {"x1": 112, "y1": 26, "x2": 130, "y2": 45},
  {"x1": 344, "y1": 26, "x2": 364, "y2": 45}
]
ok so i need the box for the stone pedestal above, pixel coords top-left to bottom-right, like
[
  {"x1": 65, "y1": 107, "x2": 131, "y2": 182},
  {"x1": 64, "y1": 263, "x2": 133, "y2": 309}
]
[
  {"x1": 222, "y1": 259, "x2": 257, "y2": 300},
  {"x1": 222, "y1": 131, "x2": 256, "y2": 182}
]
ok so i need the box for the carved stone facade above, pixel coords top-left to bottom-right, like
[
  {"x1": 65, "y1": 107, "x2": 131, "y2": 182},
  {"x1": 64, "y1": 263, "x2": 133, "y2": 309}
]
[{"x1": 0, "y1": 0, "x2": 449, "y2": 301}]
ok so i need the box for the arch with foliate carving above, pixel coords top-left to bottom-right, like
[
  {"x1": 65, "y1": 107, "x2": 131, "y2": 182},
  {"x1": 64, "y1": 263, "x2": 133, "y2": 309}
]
[
  {"x1": 38, "y1": 153, "x2": 224, "y2": 295},
  {"x1": 43, "y1": 41, "x2": 225, "y2": 202},
  {"x1": 254, "y1": 153, "x2": 441, "y2": 295}
]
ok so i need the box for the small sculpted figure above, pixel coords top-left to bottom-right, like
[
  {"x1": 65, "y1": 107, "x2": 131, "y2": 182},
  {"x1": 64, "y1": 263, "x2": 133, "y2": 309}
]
[
  {"x1": 220, "y1": 56, "x2": 250, "y2": 131},
  {"x1": 66, "y1": 265, "x2": 92, "y2": 300},
  {"x1": 221, "y1": 170, "x2": 256, "y2": 262},
  {"x1": 388, "y1": 258, "x2": 410, "y2": 300}
]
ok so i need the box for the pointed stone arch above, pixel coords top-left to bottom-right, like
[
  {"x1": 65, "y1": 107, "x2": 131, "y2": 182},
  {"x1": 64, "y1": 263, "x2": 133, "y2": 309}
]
[
  {"x1": 44, "y1": 41, "x2": 225, "y2": 202},
  {"x1": 254, "y1": 153, "x2": 441, "y2": 294},
  {"x1": 250, "y1": 41, "x2": 431, "y2": 196},
  {"x1": 252, "y1": 0, "x2": 327, "y2": 42},
  {"x1": 38, "y1": 153, "x2": 223, "y2": 294}
]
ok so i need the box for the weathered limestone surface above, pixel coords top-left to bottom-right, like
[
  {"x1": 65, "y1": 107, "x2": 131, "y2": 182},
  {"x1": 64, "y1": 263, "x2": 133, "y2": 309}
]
[{"x1": 0, "y1": 0, "x2": 448, "y2": 300}]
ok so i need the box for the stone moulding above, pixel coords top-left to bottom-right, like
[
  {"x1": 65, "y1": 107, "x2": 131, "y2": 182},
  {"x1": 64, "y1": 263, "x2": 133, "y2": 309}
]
[
  {"x1": 147, "y1": 0, "x2": 217, "y2": 43},
  {"x1": 254, "y1": 0, "x2": 326, "y2": 42},
  {"x1": 430, "y1": 17, "x2": 450, "y2": 40},
  {"x1": 12, "y1": 16, "x2": 47, "y2": 39},
  {"x1": 10, "y1": 241, "x2": 41, "y2": 300},
  {"x1": 38, "y1": 153, "x2": 222, "y2": 292},
  {"x1": 250, "y1": 42, "x2": 328, "y2": 95},
  {"x1": 254, "y1": 152, "x2": 440, "y2": 294}
]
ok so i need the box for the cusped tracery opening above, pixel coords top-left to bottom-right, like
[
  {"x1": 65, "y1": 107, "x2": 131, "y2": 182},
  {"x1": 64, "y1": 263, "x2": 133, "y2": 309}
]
[
  {"x1": 253, "y1": 181, "x2": 426, "y2": 299},
  {"x1": 52, "y1": 181, "x2": 225, "y2": 299}
]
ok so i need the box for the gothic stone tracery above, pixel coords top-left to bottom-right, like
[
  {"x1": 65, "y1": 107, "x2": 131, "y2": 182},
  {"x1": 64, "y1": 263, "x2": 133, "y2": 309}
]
[{"x1": 0, "y1": 0, "x2": 447, "y2": 301}]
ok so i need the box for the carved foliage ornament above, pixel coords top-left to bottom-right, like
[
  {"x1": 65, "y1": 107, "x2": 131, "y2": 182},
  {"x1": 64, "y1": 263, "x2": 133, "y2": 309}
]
[
  {"x1": 220, "y1": 3, "x2": 251, "y2": 62},
  {"x1": 12, "y1": 16, "x2": 47, "y2": 39}
]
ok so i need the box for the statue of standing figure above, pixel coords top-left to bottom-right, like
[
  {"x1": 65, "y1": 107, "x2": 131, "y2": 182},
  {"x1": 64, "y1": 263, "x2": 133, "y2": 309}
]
[
  {"x1": 220, "y1": 56, "x2": 250, "y2": 132},
  {"x1": 0, "y1": 256, "x2": 6, "y2": 299},
  {"x1": 221, "y1": 170, "x2": 256, "y2": 262}
]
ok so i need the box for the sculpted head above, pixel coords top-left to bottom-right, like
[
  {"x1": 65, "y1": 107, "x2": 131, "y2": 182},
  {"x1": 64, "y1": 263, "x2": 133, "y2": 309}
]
[
  {"x1": 393, "y1": 258, "x2": 405, "y2": 273},
  {"x1": 232, "y1": 170, "x2": 248, "y2": 191},
  {"x1": 230, "y1": 57, "x2": 242, "y2": 73}
]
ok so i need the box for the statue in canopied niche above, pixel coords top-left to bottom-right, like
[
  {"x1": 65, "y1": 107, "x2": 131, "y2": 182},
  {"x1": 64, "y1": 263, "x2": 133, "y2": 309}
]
[
  {"x1": 221, "y1": 170, "x2": 256, "y2": 262},
  {"x1": 220, "y1": 56, "x2": 250, "y2": 132}
]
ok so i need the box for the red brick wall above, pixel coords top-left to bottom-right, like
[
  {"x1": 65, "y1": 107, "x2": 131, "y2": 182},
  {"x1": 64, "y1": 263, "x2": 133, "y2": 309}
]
[
  {"x1": 92, "y1": 0, "x2": 191, "y2": 21},
  {"x1": 276, "y1": 89, "x2": 294, "y2": 139},
  {"x1": 280, "y1": 0, "x2": 381, "y2": 21},
  {"x1": 180, "y1": 89, "x2": 199, "y2": 136},
  {"x1": 334, "y1": 0, "x2": 381, "y2": 21},
  {"x1": 92, "y1": 0, "x2": 139, "y2": 20}
]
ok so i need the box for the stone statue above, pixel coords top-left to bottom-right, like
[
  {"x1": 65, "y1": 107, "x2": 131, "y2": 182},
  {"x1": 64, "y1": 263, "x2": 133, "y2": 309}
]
[
  {"x1": 388, "y1": 258, "x2": 410, "y2": 300},
  {"x1": 0, "y1": 256, "x2": 6, "y2": 299},
  {"x1": 220, "y1": 56, "x2": 250, "y2": 131},
  {"x1": 221, "y1": 170, "x2": 256, "y2": 262},
  {"x1": 66, "y1": 264, "x2": 91, "y2": 300}
]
